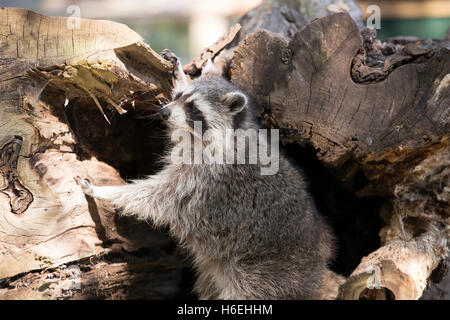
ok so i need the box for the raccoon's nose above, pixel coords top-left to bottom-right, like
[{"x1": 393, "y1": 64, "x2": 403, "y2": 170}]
[{"x1": 160, "y1": 107, "x2": 171, "y2": 120}]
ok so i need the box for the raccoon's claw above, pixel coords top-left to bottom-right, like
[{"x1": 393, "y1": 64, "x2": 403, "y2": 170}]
[
  {"x1": 75, "y1": 176, "x2": 94, "y2": 197},
  {"x1": 161, "y1": 49, "x2": 180, "y2": 66},
  {"x1": 161, "y1": 49, "x2": 188, "y2": 89}
]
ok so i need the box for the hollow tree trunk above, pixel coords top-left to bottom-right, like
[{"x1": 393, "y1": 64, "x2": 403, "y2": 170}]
[{"x1": 223, "y1": 11, "x2": 449, "y2": 300}]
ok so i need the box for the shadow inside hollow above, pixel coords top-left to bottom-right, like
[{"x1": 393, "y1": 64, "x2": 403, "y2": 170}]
[{"x1": 283, "y1": 143, "x2": 384, "y2": 276}]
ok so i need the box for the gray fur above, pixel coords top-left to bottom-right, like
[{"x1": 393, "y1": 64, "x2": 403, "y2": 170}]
[{"x1": 77, "y1": 55, "x2": 335, "y2": 299}]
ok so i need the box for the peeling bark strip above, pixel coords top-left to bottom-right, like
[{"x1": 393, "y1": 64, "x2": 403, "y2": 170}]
[
  {"x1": 183, "y1": 23, "x2": 242, "y2": 76},
  {"x1": 0, "y1": 135, "x2": 33, "y2": 214},
  {"x1": 351, "y1": 28, "x2": 449, "y2": 84}
]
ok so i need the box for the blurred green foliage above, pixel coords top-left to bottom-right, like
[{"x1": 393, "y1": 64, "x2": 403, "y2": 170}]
[
  {"x1": 377, "y1": 17, "x2": 449, "y2": 41},
  {"x1": 118, "y1": 16, "x2": 448, "y2": 63},
  {"x1": 117, "y1": 18, "x2": 191, "y2": 64}
]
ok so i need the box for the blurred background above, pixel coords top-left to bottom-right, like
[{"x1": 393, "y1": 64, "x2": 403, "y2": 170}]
[
  {"x1": 358, "y1": 0, "x2": 450, "y2": 41},
  {"x1": 0, "y1": 0, "x2": 449, "y2": 63}
]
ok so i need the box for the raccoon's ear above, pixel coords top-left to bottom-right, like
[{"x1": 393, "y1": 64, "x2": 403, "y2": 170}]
[
  {"x1": 201, "y1": 59, "x2": 220, "y2": 76},
  {"x1": 221, "y1": 91, "x2": 247, "y2": 114}
]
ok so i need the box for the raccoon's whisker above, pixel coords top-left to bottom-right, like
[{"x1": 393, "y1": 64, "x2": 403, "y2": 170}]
[
  {"x1": 174, "y1": 125, "x2": 201, "y2": 139},
  {"x1": 135, "y1": 113, "x2": 160, "y2": 120}
]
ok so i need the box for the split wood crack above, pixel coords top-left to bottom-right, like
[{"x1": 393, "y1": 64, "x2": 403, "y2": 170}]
[{"x1": 0, "y1": 135, "x2": 33, "y2": 214}]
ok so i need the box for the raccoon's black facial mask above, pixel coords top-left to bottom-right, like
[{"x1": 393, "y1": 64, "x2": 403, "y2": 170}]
[{"x1": 183, "y1": 100, "x2": 209, "y2": 133}]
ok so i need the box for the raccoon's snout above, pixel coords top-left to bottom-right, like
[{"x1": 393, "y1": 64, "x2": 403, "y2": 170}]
[{"x1": 160, "y1": 107, "x2": 171, "y2": 120}]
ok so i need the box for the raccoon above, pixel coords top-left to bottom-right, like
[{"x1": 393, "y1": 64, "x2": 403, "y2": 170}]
[{"x1": 76, "y1": 50, "x2": 335, "y2": 299}]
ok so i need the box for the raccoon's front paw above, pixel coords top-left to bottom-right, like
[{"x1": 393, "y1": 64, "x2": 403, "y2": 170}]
[
  {"x1": 161, "y1": 49, "x2": 180, "y2": 66},
  {"x1": 75, "y1": 176, "x2": 94, "y2": 197}
]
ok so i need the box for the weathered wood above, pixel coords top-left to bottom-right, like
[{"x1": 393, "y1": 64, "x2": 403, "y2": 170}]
[
  {"x1": 183, "y1": 23, "x2": 241, "y2": 77},
  {"x1": 340, "y1": 141, "x2": 449, "y2": 299},
  {"x1": 229, "y1": 12, "x2": 449, "y2": 191},
  {"x1": 0, "y1": 249, "x2": 186, "y2": 299},
  {"x1": 0, "y1": 8, "x2": 187, "y2": 299},
  {"x1": 234, "y1": 0, "x2": 364, "y2": 46},
  {"x1": 200, "y1": 0, "x2": 364, "y2": 81},
  {"x1": 340, "y1": 142, "x2": 448, "y2": 299},
  {"x1": 338, "y1": 234, "x2": 446, "y2": 300}
]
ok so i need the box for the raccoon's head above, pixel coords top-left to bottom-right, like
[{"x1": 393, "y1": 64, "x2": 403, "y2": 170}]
[{"x1": 160, "y1": 63, "x2": 252, "y2": 138}]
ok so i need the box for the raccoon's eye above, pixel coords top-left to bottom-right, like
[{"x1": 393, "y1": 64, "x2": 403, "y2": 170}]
[
  {"x1": 174, "y1": 92, "x2": 182, "y2": 100},
  {"x1": 185, "y1": 101, "x2": 195, "y2": 110}
]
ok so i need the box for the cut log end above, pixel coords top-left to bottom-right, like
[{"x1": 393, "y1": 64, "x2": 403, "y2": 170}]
[{"x1": 338, "y1": 234, "x2": 448, "y2": 300}]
